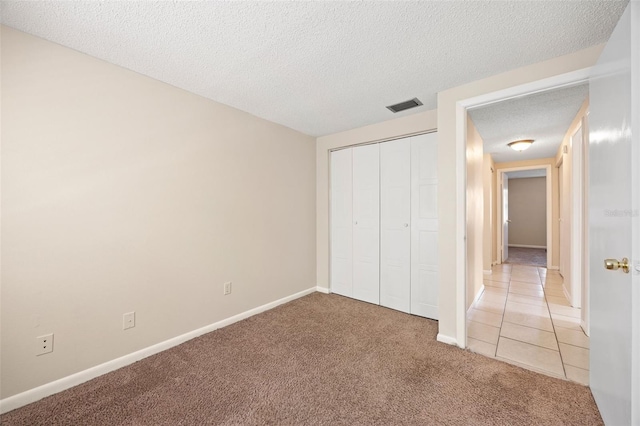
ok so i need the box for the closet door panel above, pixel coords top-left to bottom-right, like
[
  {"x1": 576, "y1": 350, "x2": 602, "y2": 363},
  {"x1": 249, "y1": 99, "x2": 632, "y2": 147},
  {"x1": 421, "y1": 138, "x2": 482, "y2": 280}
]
[
  {"x1": 330, "y1": 148, "x2": 353, "y2": 297},
  {"x1": 352, "y1": 144, "x2": 380, "y2": 305},
  {"x1": 411, "y1": 133, "x2": 439, "y2": 319},
  {"x1": 380, "y1": 139, "x2": 411, "y2": 313}
]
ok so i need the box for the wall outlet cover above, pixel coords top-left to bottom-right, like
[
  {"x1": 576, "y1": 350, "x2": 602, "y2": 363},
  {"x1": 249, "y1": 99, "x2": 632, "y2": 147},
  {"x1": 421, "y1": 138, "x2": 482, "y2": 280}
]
[
  {"x1": 123, "y1": 312, "x2": 135, "y2": 330},
  {"x1": 36, "y1": 333, "x2": 54, "y2": 356}
]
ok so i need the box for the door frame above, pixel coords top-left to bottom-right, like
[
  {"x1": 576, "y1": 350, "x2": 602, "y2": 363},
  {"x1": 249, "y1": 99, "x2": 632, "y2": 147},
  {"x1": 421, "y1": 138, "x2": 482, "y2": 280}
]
[
  {"x1": 495, "y1": 165, "x2": 552, "y2": 268},
  {"x1": 455, "y1": 68, "x2": 591, "y2": 347},
  {"x1": 570, "y1": 123, "x2": 585, "y2": 311}
]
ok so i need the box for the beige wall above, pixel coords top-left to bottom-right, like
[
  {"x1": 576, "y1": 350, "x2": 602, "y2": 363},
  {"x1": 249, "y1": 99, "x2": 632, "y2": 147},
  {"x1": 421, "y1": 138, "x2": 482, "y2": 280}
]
[
  {"x1": 466, "y1": 118, "x2": 484, "y2": 310},
  {"x1": 483, "y1": 154, "x2": 495, "y2": 271},
  {"x1": 315, "y1": 110, "x2": 437, "y2": 291},
  {"x1": 1, "y1": 27, "x2": 316, "y2": 399},
  {"x1": 436, "y1": 44, "x2": 602, "y2": 344},
  {"x1": 508, "y1": 177, "x2": 547, "y2": 247}
]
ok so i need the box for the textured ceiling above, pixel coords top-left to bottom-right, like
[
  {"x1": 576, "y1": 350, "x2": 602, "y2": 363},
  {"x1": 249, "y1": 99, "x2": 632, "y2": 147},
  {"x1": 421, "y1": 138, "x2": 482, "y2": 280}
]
[
  {"x1": 469, "y1": 83, "x2": 589, "y2": 163},
  {"x1": 0, "y1": 1, "x2": 627, "y2": 137}
]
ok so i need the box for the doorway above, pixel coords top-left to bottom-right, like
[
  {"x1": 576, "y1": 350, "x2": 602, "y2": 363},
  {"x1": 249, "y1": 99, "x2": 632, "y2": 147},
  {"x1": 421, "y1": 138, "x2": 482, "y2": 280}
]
[
  {"x1": 498, "y1": 167, "x2": 551, "y2": 268},
  {"x1": 464, "y1": 81, "x2": 590, "y2": 382}
]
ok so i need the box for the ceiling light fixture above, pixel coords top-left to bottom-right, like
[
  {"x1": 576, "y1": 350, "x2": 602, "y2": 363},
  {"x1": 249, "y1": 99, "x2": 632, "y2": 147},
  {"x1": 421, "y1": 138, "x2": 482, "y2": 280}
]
[{"x1": 508, "y1": 139, "x2": 534, "y2": 152}]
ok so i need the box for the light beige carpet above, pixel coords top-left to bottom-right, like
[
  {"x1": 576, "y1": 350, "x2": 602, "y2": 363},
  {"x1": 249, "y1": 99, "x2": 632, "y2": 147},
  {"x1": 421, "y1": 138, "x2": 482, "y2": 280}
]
[{"x1": 1, "y1": 293, "x2": 602, "y2": 425}]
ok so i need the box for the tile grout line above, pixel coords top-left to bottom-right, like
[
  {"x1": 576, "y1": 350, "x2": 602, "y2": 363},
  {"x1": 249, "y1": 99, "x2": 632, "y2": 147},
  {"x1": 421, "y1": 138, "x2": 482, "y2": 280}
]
[
  {"x1": 495, "y1": 267, "x2": 513, "y2": 358},
  {"x1": 540, "y1": 267, "x2": 568, "y2": 379},
  {"x1": 502, "y1": 269, "x2": 564, "y2": 352},
  {"x1": 482, "y1": 265, "x2": 587, "y2": 381}
]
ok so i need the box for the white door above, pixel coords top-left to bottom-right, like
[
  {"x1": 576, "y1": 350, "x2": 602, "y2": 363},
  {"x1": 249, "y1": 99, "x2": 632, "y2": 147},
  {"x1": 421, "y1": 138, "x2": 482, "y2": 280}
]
[
  {"x1": 330, "y1": 148, "x2": 353, "y2": 297},
  {"x1": 589, "y1": 3, "x2": 639, "y2": 424},
  {"x1": 410, "y1": 133, "x2": 439, "y2": 319},
  {"x1": 380, "y1": 139, "x2": 411, "y2": 313},
  {"x1": 352, "y1": 144, "x2": 380, "y2": 305},
  {"x1": 502, "y1": 173, "x2": 509, "y2": 262}
]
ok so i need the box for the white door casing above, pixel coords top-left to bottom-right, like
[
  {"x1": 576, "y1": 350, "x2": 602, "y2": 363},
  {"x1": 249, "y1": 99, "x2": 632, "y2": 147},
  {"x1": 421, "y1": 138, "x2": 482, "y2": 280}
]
[
  {"x1": 380, "y1": 139, "x2": 411, "y2": 313},
  {"x1": 495, "y1": 166, "x2": 552, "y2": 269},
  {"x1": 410, "y1": 133, "x2": 439, "y2": 319},
  {"x1": 502, "y1": 173, "x2": 509, "y2": 263},
  {"x1": 559, "y1": 159, "x2": 571, "y2": 290},
  {"x1": 589, "y1": 2, "x2": 639, "y2": 425},
  {"x1": 571, "y1": 125, "x2": 583, "y2": 308},
  {"x1": 330, "y1": 148, "x2": 353, "y2": 298},
  {"x1": 352, "y1": 144, "x2": 380, "y2": 305}
]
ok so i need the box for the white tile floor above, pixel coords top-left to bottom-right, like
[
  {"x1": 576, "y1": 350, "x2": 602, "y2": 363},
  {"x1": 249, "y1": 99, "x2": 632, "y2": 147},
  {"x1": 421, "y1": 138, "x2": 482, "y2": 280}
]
[{"x1": 467, "y1": 264, "x2": 590, "y2": 385}]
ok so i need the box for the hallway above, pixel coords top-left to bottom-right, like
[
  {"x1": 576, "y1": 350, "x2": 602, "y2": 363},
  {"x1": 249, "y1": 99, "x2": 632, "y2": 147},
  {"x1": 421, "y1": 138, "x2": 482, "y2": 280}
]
[{"x1": 466, "y1": 264, "x2": 590, "y2": 385}]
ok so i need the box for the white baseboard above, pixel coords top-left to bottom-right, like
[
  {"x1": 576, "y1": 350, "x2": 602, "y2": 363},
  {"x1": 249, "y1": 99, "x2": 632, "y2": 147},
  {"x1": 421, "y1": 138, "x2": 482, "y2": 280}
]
[
  {"x1": 562, "y1": 284, "x2": 572, "y2": 305},
  {"x1": 581, "y1": 320, "x2": 589, "y2": 337},
  {"x1": 436, "y1": 333, "x2": 459, "y2": 347},
  {"x1": 508, "y1": 244, "x2": 547, "y2": 249},
  {"x1": 316, "y1": 286, "x2": 330, "y2": 294},
  {"x1": 0, "y1": 286, "x2": 318, "y2": 414},
  {"x1": 547, "y1": 266, "x2": 559, "y2": 270},
  {"x1": 471, "y1": 285, "x2": 485, "y2": 309}
]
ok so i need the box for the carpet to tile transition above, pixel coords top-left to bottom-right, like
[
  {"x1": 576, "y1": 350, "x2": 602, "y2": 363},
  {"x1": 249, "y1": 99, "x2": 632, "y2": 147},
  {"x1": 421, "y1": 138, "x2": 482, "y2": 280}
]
[
  {"x1": 505, "y1": 247, "x2": 547, "y2": 267},
  {"x1": 1, "y1": 293, "x2": 602, "y2": 426}
]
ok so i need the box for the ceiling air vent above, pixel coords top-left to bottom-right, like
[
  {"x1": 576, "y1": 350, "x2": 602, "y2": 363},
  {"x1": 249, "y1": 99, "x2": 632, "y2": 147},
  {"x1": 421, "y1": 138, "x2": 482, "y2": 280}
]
[{"x1": 386, "y1": 98, "x2": 423, "y2": 113}]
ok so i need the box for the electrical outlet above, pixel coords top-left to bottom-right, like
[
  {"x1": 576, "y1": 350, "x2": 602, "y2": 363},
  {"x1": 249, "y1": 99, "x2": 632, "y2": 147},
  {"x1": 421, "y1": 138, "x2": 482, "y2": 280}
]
[
  {"x1": 223, "y1": 281, "x2": 232, "y2": 295},
  {"x1": 36, "y1": 333, "x2": 54, "y2": 356},
  {"x1": 123, "y1": 312, "x2": 135, "y2": 330}
]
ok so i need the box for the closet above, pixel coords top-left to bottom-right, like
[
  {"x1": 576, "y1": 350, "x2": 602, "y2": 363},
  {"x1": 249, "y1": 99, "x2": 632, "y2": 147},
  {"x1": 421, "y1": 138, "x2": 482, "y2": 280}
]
[{"x1": 330, "y1": 133, "x2": 438, "y2": 319}]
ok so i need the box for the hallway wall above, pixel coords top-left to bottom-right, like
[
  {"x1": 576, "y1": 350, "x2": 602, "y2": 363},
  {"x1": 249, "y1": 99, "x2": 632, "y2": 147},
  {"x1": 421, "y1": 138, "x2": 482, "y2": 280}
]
[
  {"x1": 508, "y1": 177, "x2": 547, "y2": 247},
  {"x1": 466, "y1": 118, "x2": 484, "y2": 309},
  {"x1": 483, "y1": 154, "x2": 495, "y2": 271}
]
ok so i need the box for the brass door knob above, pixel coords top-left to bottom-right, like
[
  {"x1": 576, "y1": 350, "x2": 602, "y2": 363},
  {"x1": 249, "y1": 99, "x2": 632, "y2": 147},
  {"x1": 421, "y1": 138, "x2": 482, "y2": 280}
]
[{"x1": 604, "y1": 258, "x2": 630, "y2": 273}]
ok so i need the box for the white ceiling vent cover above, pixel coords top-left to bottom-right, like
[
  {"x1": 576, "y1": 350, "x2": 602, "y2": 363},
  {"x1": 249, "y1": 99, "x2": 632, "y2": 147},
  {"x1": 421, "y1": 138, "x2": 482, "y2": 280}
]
[{"x1": 386, "y1": 98, "x2": 423, "y2": 113}]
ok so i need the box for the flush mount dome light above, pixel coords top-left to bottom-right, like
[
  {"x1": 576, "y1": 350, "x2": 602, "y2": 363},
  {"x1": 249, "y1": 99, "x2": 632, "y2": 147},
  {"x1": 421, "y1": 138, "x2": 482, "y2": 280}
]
[{"x1": 508, "y1": 139, "x2": 534, "y2": 152}]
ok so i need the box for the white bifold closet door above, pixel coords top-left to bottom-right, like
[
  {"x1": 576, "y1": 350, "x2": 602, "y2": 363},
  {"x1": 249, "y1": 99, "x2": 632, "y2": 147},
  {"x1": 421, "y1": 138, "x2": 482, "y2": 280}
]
[
  {"x1": 352, "y1": 144, "x2": 380, "y2": 304},
  {"x1": 330, "y1": 148, "x2": 353, "y2": 298},
  {"x1": 380, "y1": 139, "x2": 411, "y2": 313},
  {"x1": 410, "y1": 133, "x2": 439, "y2": 319},
  {"x1": 329, "y1": 134, "x2": 438, "y2": 320}
]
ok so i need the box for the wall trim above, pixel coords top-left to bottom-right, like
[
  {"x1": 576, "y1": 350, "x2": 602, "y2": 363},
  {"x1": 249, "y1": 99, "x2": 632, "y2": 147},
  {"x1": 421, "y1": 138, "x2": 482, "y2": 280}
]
[
  {"x1": 508, "y1": 244, "x2": 547, "y2": 249},
  {"x1": 436, "y1": 333, "x2": 460, "y2": 347},
  {"x1": 562, "y1": 284, "x2": 573, "y2": 308},
  {"x1": 547, "y1": 266, "x2": 560, "y2": 270},
  {"x1": 316, "y1": 286, "x2": 330, "y2": 294},
  {"x1": 496, "y1": 165, "x2": 553, "y2": 269},
  {"x1": 469, "y1": 284, "x2": 486, "y2": 309},
  {"x1": 0, "y1": 286, "x2": 319, "y2": 414},
  {"x1": 581, "y1": 319, "x2": 589, "y2": 337}
]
